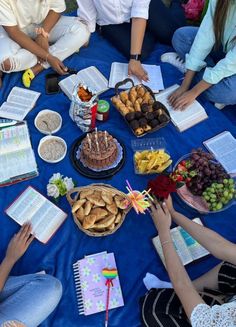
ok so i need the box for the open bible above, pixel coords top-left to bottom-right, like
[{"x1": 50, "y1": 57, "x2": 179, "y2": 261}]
[
  {"x1": 6, "y1": 186, "x2": 67, "y2": 243},
  {"x1": 153, "y1": 218, "x2": 209, "y2": 266},
  {"x1": 0, "y1": 87, "x2": 40, "y2": 121}
]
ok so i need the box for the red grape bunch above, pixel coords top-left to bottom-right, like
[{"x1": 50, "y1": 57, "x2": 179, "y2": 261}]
[{"x1": 187, "y1": 148, "x2": 230, "y2": 196}]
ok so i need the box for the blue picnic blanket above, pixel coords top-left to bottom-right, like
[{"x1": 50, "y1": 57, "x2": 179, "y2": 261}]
[{"x1": 0, "y1": 30, "x2": 236, "y2": 327}]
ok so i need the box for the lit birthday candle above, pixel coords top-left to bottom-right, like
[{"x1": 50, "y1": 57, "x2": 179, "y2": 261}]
[
  {"x1": 104, "y1": 131, "x2": 108, "y2": 148},
  {"x1": 87, "y1": 133, "x2": 92, "y2": 149}
]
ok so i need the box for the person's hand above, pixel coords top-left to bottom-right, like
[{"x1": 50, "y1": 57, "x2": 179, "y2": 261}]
[
  {"x1": 165, "y1": 195, "x2": 175, "y2": 215},
  {"x1": 170, "y1": 89, "x2": 197, "y2": 111},
  {"x1": 150, "y1": 201, "x2": 171, "y2": 234},
  {"x1": 47, "y1": 55, "x2": 68, "y2": 75},
  {"x1": 128, "y1": 60, "x2": 149, "y2": 82},
  {"x1": 168, "y1": 84, "x2": 189, "y2": 107},
  {"x1": 5, "y1": 223, "x2": 34, "y2": 265},
  {"x1": 35, "y1": 35, "x2": 49, "y2": 52}
]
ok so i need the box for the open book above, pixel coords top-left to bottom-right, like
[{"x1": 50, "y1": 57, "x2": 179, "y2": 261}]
[
  {"x1": 58, "y1": 66, "x2": 108, "y2": 100},
  {"x1": 204, "y1": 131, "x2": 236, "y2": 177},
  {"x1": 0, "y1": 87, "x2": 40, "y2": 121},
  {"x1": 153, "y1": 218, "x2": 209, "y2": 266},
  {"x1": 73, "y1": 252, "x2": 124, "y2": 316},
  {"x1": 155, "y1": 84, "x2": 208, "y2": 132},
  {"x1": 109, "y1": 62, "x2": 164, "y2": 92},
  {"x1": 0, "y1": 122, "x2": 38, "y2": 186},
  {"x1": 6, "y1": 186, "x2": 67, "y2": 243}
]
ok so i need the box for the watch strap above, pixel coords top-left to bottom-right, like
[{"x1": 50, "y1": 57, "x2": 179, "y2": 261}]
[{"x1": 130, "y1": 54, "x2": 141, "y2": 61}]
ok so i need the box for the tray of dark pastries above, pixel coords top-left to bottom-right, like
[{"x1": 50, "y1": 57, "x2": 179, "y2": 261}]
[{"x1": 111, "y1": 78, "x2": 170, "y2": 137}]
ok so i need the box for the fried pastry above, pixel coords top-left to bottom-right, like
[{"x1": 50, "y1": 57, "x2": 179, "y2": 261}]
[
  {"x1": 90, "y1": 208, "x2": 108, "y2": 220},
  {"x1": 120, "y1": 91, "x2": 129, "y2": 103},
  {"x1": 93, "y1": 214, "x2": 116, "y2": 229},
  {"x1": 106, "y1": 202, "x2": 118, "y2": 215},
  {"x1": 114, "y1": 195, "x2": 127, "y2": 209},
  {"x1": 80, "y1": 189, "x2": 94, "y2": 199},
  {"x1": 83, "y1": 214, "x2": 97, "y2": 229},
  {"x1": 76, "y1": 207, "x2": 85, "y2": 222},
  {"x1": 101, "y1": 192, "x2": 113, "y2": 205},
  {"x1": 72, "y1": 199, "x2": 86, "y2": 213},
  {"x1": 84, "y1": 201, "x2": 92, "y2": 216},
  {"x1": 87, "y1": 194, "x2": 105, "y2": 207}
]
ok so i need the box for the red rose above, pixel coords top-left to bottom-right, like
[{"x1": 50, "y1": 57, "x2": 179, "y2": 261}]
[{"x1": 147, "y1": 175, "x2": 177, "y2": 200}]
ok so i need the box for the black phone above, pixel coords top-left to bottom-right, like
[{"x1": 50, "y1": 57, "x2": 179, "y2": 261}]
[{"x1": 45, "y1": 73, "x2": 60, "y2": 94}]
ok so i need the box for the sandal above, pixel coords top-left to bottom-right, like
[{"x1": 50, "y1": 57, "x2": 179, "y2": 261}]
[{"x1": 22, "y1": 69, "x2": 35, "y2": 88}]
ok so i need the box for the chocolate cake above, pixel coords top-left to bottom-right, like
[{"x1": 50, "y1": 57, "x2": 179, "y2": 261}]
[{"x1": 80, "y1": 131, "x2": 118, "y2": 169}]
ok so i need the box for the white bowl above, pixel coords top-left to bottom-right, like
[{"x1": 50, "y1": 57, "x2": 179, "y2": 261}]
[
  {"x1": 34, "y1": 109, "x2": 62, "y2": 135},
  {"x1": 38, "y1": 135, "x2": 67, "y2": 163}
]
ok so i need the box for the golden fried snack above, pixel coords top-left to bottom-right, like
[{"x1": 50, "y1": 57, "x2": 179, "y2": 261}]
[
  {"x1": 84, "y1": 201, "x2": 92, "y2": 216},
  {"x1": 134, "y1": 149, "x2": 172, "y2": 174},
  {"x1": 83, "y1": 214, "x2": 97, "y2": 229},
  {"x1": 136, "y1": 85, "x2": 146, "y2": 97},
  {"x1": 111, "y1": 96, "x2": 122, "y2": 106},
  {"x1": 76, "y1": 207, "x2": 85, "y2": 222},
  {"x1": 120, "y1": 91, "x2": 129, "y2": 103},
  {"x1": 134, "y1": 100, "x2": 141, "y2": 112},
  {"x1": 114, "y1": 195, "x2": 127, "y2": 210},
  {"x1": 115, "y1": 212, "x2": 122, "y2": 224},
  {"x1": 126, "y1": 100, "x2": 133, "y2": 107},
  {"x1": 101, "y1": 192, "x2": 113, "y2": 205},
  {"x1": 107, "y1": 223, "x2": 115, "y2": 231},
  {"x1": 137, "y1": 97, "x2": 143, "y2": 104},
  {"x1": 117, "y1": 103, "x2": 130, "y2": 116},
  {"x1": 72, "y1": 199, "x2": 86, "y2": 213},
  {"x1": 142, "y1": 92, "x2": 151, "y2": 104},
  {"x1": 106, "y1": 202, "x2": 118, "y2": 215},
  {"x1": 93, "y1": 214, "x2": 116, "y2": 229},
  {"x1": 80, "y1": 189, "x2": 94, "y2": 199},
  {"x1": 127, "y1": 106, "x2": 135, "y2": 113},
  {"x1": 87, "y1": 194, "x2": 106, "y2": 207},
  {"x1": 90, "y1": 208, "x2": 108, "y2": 220},
  {"x1": 129, "y1": 87, "x2": 138, "y2": 101}
]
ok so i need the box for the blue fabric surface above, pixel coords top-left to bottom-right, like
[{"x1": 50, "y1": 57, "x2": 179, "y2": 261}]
[{"x1": 0, "y1": 31, "x2": 236, "y2": 327}]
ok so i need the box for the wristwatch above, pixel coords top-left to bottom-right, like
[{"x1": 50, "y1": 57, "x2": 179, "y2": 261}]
[{"x1": 130, "y1": 54, "x2": 141, "y2": 61}]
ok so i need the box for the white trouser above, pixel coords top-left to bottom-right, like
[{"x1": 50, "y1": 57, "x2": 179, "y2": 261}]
[{"x1": 0, "y1": 16, "x2": 90, "y2": 73}]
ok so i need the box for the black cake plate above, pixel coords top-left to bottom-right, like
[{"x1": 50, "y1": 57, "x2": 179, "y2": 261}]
[{"x1": 70, "y1": 132, "x2": 126, "y2": 179}]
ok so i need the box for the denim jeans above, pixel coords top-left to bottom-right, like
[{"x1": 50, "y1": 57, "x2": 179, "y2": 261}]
[
  {"x1": 0, "y1": 274, "x2": 62, "y2": 327},
  {"x1": 172, "y1": 26, "x2": 236, "y2": 105}
]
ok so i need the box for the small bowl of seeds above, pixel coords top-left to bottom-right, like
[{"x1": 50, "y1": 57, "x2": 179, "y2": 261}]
[
  {"x1": 34, "y1": 109, "x2": 62, "y2": 135},
  {"x1": 38, "y1": 136, "x2": 67, "y2": 163}
]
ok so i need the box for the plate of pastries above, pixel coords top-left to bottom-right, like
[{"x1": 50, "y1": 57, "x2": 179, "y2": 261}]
[
  {"x1": 111, "y1": 79, "x2": 170, "y2": 137},
  {"x1": 67, "y1": 184, "x2": 131, "y2": 237}
]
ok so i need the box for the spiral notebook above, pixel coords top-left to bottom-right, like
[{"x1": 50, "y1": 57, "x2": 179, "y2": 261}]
[{"x1": 73, "y1": 252, "x2": 124, "y2": 316}]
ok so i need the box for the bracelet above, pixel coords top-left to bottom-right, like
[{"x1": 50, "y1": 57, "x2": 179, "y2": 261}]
[{"x1": 161, "y1": 240, "x2": 173, "y2": 247}]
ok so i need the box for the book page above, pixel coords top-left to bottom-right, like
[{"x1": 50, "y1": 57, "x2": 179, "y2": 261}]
[
  {"x1": 59, "y1": 67, "x2": 108, "y2": 100},
  {"x1": 7, "y1": 87, "x2": 40, "y2": 107},
  {"x1": 0, "y1": 124, "x2": 38, "y2": 184},
  {"x1": 76, "y1": 66, "x2": 108, "y2": 94},
  {"x1": 156, "y1": 84, "x2": 208, "y2": 131},
  {"x1": 6, "y1": 187, "x2": 67, "y2": 243},
  {"x1": 178, "y1": 218, "x2": 209, "y2": 261},
  {"x1": 0, "y1": 87, "x2": 40, "y2": 120},
  {"x1": 58, "y1": 74, "x2": 77, "y2": 100},
  {"x1": 204, "y1": 131, "x2": 236, "y2": 175},
  {"x1": 109, "y1": 62, "x2": 164, "y2": 92},
  {"x1": 153, "y1": 227, "x2": 193, "y2": 266}
]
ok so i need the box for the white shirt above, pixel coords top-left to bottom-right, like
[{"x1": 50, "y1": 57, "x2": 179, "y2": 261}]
[
  {"x1": 190, "y1": 302, "x2": 236, "y2": 327},
  {"x1": 76, "y1": 0, "x2": 151, "y2": 33},
  {"x1": 0, "y1": 0, "x2": 66, "y2": 33}
]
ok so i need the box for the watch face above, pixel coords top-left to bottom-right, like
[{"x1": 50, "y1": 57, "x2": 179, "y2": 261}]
[{"x1": 130, "y1": 54, "x2": 141, "y2": 60}]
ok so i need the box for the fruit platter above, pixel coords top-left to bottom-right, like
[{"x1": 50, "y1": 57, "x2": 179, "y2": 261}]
[{"x1": 172, "y1": 148, "x2": 236, "y2": 213}]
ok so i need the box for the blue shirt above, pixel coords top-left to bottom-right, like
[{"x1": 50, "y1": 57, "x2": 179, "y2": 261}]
[{"x1": 186, "y1": 0, "x2": 236, "y2": 84}]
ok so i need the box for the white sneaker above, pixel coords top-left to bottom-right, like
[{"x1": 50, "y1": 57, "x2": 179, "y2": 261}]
[
  {"x1": 161, "y1": 52, "x2": 186, "y2": 74},
  {"x1": 214, "y1": 103, "x2": 226, "y2": 110}
]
